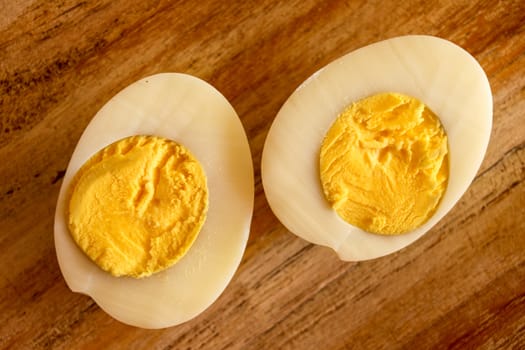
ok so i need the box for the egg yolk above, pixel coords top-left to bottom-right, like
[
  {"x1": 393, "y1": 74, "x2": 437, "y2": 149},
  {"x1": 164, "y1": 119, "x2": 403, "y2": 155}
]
[
  {"x1": 67, "y1": 135, "x2": 208, "y2": 278},
  {"x1": 319, "y1": 93, "x2": 449, "y2": 235}
]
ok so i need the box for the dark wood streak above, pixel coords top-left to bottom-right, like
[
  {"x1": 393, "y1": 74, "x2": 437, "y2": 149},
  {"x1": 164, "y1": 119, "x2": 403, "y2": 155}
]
[
  {"x1": 51, "y1": 170, "x2": 66, "y2": 185},
  {"x1": 33, "y1": 300, "x2": 98, "y2": 350},
  {"x1": 475, "y1": 142, "x2": 525, "y2": 181},
  {"x1": 402, "y1": 260, "x2": 525, "y2": 349},
  {"x1": 244, "y1": 258, "x2": 353, "y2": 349},
  {"x1": 251, "y1": 244, "x2": 315, "y2": 290}
]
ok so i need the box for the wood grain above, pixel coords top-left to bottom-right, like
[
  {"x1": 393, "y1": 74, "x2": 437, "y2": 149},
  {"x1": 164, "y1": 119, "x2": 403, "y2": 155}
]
[{"x1": 1, "y1": 0, "x2": 524, "y2": 349}]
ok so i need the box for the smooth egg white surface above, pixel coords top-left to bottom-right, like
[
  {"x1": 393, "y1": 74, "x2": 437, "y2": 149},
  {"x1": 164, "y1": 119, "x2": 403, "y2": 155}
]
[
  {"x1": 261, "y1": 35, "x2": 492, "y2": 261},
  {"x1": 54, "y1": 73, "x2": 254, "y2": 328}
]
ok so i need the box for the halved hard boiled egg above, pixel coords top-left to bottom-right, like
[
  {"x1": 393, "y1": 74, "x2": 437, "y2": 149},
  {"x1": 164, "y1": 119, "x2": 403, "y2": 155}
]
[
  {"x1": 54, "y1": 73, "x2": 254, "y2": 328},
  {"x1": 262, "y1": 35, "x2": 492, "y2": 261}
]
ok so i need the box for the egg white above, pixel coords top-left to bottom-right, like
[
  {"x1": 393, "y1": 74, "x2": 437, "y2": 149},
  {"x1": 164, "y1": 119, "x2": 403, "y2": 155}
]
[
  {"x1": 261, "y1": 35, "x2": 492, "y2": 261},
  {"x1": 54, "y1": 73, "x2": 254, "y2": 328}
]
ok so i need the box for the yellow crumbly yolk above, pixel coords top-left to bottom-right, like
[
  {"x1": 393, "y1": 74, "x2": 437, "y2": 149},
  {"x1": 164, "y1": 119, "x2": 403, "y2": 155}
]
[
  {"x1": 319, "y1": 93, "x2": 449, "y2": 235},
  {"x1": 67, "y1": 135, "x2": 208, "y2": 278}
]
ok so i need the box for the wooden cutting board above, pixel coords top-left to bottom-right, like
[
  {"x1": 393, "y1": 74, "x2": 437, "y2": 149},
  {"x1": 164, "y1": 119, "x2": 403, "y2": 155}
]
[{"x1": 1, "y1": 1, "x2": 524, "y2": 348}]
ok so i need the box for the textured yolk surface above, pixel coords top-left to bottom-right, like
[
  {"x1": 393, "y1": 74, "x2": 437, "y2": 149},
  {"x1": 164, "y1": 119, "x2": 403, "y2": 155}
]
[
  {"x1": 319, "y1": 93, "x2": 449, "y2": 235},
  {"x1": 67, "y1": 135, "x2": 208, "y2": 278}
]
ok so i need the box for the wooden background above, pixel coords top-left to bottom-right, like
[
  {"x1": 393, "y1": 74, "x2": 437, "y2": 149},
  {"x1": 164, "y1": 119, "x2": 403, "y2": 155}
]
[{"x1": 1, "y1": 1, "x2": 524, "y2": 349}]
